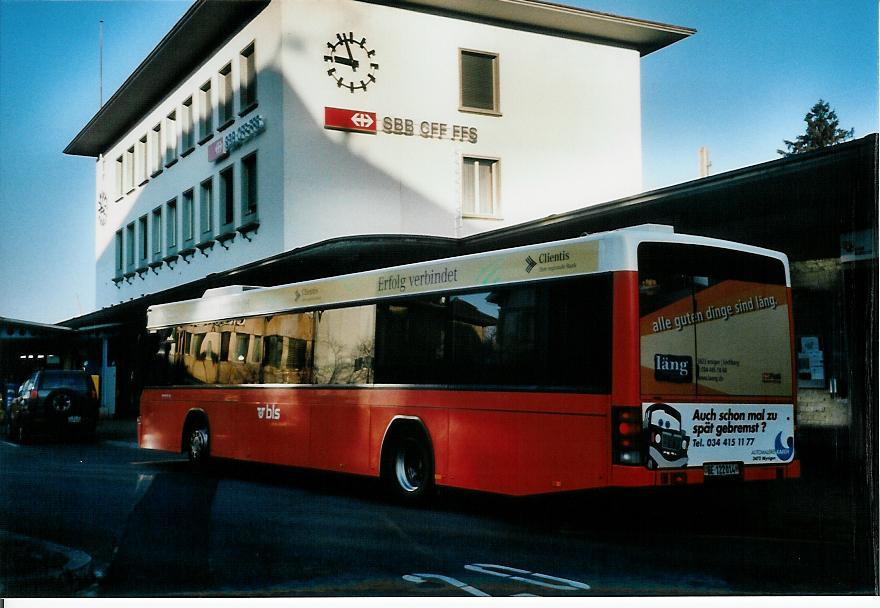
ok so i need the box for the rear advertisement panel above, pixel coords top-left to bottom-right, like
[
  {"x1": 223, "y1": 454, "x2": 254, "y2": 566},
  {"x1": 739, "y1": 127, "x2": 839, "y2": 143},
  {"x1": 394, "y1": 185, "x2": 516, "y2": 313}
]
[
  {"x1": 642, "y1": 402, "x2": 795, "y2": 469},
  {"x1": 640, "y1": 280, "x2": 792, "y2": 397}
]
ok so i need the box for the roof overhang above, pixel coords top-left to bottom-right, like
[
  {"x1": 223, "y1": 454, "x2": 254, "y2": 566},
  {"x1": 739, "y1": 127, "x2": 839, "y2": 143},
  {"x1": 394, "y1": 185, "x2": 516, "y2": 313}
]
[
  {"x1": 1, "y1": 317, "x2": 75, "y2": 340},
  {"x1": 64, "y1": 0, "x2": 693, "y2": 158},
  {"x1": 386, "y1": 0, "x2": 694, "y2": 55},
  {"x1": 64, "y1": 0, "x2": 270, "y2": 157}
]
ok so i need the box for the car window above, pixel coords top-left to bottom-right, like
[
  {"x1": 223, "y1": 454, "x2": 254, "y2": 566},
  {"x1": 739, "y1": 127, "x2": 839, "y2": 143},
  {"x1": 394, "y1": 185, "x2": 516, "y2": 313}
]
[
  {"x1": 39, "y1": 371, "x2": 89, "y2": 392},
  {"x1": 19, "y1": 379, "x2": 30, "y2": 396}
]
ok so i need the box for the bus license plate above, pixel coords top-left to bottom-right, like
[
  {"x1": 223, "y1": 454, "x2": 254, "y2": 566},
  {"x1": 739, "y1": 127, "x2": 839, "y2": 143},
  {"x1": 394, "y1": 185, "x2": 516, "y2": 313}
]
[
  {"x1": 704, "y1": 462, "x2": 741, "y2": 478},
  {"x1": 67, "y1": 415, "x2": 82, "y2": 424}
]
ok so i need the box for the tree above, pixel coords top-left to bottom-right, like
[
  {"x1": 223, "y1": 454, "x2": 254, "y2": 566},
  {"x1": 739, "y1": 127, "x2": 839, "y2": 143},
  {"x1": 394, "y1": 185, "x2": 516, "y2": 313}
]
[{"x1": 778, "y1": 99, "x2": 854, "y2": 156}]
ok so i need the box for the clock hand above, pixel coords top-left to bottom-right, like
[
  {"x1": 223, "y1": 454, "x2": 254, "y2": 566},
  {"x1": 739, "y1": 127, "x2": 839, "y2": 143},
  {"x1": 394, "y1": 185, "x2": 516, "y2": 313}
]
[
  {"x1": 343, "y1": 38, "x2": 358, "y2": 72},
  {"x1": 334, "y1": 55, "x2": 360, "y2": 69}
]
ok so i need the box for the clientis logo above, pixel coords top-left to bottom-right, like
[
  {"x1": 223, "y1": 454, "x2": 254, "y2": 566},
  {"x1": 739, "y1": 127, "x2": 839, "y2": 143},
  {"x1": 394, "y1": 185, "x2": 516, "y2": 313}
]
[
  {"x1": 654, "y1": 354, "x2": 693, "y2": 384},
  {"x1": 524, "y1": 250, "x2": 570, "y2": 273}
]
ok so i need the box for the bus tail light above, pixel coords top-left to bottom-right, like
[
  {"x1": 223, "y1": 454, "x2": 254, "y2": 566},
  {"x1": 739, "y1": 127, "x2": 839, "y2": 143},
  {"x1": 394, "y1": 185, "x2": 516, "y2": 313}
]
[{"x1": 612, "y1": 406, "x2": 644, "y2": 466}]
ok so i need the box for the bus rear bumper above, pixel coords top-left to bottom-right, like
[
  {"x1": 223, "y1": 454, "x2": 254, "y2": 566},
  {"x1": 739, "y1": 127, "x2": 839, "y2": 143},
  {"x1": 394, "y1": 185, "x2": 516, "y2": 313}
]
[{"x1": 610, "y1": 460, "x2": 801, "y2": 487}]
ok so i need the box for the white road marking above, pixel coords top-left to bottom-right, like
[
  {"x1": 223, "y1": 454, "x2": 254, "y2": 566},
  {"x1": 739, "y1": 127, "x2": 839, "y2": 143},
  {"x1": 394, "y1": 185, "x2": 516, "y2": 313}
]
[
  {"x1": 0, "y1": 440, "x2": 20, "y2": 448},
  {"x1": 402, "y1": 574, "x2": 490, "y2": 597},
  {"x1": 465, "y1": 563, "x2": 591, "y2": 591},
  {"x1": 403, "y1": 564, "x2": 592, "y2": 596}
]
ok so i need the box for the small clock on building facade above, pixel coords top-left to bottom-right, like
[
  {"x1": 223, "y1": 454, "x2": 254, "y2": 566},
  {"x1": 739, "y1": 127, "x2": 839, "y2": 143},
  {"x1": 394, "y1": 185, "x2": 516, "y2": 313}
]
[
  {"x1": 97, "y1": 191, "x2": 108, "y2": 225},
  {"x1": 324, "y1": 32, "x2": 378, "y2": 92}
]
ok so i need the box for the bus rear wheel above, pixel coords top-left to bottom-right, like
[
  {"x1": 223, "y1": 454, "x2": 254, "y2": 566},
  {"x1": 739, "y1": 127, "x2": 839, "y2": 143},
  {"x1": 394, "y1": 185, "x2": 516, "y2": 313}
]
[{"x1": 382, "y1": 429, "x2": 434, "y2": 504}]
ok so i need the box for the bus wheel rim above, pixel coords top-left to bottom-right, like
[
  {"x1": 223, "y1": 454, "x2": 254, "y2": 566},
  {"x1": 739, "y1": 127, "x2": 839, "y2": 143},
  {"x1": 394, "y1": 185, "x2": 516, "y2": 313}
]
[
  {"x1": 395, "y1": 443, "x2": 423, "y2": 492},
  {"x1": 190, "y1": 429, "x2": 208, "y2": 459}
]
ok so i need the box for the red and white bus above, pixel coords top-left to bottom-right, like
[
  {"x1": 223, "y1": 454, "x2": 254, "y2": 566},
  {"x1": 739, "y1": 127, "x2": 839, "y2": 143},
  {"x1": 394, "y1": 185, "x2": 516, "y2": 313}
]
[{"x1": 138, "y1": 224, "x2": 800, "y2": 498}]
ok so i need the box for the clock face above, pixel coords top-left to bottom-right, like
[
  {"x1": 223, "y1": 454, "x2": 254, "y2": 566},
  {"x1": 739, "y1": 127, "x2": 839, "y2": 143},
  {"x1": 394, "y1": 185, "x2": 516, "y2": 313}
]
[
  {"x1": 324, "y1": 32, "x2": 378, "y2": 92},
  {"x1": 97, "y1": 191, "x2": 108, "y2": 225}
]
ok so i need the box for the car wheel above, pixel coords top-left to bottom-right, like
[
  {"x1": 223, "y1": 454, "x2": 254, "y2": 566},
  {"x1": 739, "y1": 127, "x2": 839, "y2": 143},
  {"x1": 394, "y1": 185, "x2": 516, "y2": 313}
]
[{"x1": 382, "y1": 429, "x2": 434, "y2": 504}]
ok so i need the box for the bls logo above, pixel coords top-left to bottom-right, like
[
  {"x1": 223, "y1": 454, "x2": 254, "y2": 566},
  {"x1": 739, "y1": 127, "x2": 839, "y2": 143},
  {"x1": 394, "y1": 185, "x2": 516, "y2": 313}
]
[{"x1": 257, "y1": 404, "x2": 281, "y2": 420}]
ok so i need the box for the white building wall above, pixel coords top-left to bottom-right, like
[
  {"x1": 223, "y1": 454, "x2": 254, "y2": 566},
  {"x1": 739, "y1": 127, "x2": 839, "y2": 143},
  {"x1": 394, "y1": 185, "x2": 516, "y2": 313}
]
[{"x1": 280, "y1": 0, "x2": 641, "y2": 249}]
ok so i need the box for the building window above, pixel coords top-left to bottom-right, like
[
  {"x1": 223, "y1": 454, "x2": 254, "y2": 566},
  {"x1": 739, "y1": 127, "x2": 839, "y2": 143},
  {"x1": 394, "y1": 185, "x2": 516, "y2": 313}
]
[
  {"x1": 199, "y1": 80, "x2": 213, "y2": 141},
  {"x1": 182, "y1": 188, "x2": 195, "y2": 246},
  {"x1": 151, "y1": 123, "x2": 162, "y2": 176},
  {"x1": 166, "y1": 198, "x2": 178, "y2": 254},
  {"x1": 219, "y1": 63, "x2": 233, "y2": 126},
  {"x1": 125, "y1": 222, "x2": 135, "y2": 271},
  {"x1": 240, "y1": 43, "x2": 257, "y2": 111},
  {"x1": 151, "y1": 207, "x2": 163, "y2": 261},
  {"x1": 241, "y1": 152, "x2": 258, "y2": 222},
  {"x1": 115, "y1": 155, "x2": 123, "y2": 199},
  {"x1": 137, "y1": 135, "x2": 148, "y2": 185},
  {"x1": 165, "y1": 111, "x2": 177, "y2": 166},
  {"x1": 219, "y1": 166, "x2": 234, "y2": 233},
  {"x1": 200, "y1": 178, "x2": 214, "y2": 241},
  {"x1": 462, "y1": 156, "x2": 499, "y2": 217},
  {"x1": 460, "y1": 49, "x2": 499, "y2": 114},
  {"x1": 115, "y1": 229, "x2": 123, "y2": 276},
  {"x1": 138, "y1": 215, "x2": 149, "y2": 268},
  {"x1": 125, "y1": 146, "x2": 135, "y2": 192},
  {"x1": 182, "y1": 97, "x2": 194, "y2": 152}
]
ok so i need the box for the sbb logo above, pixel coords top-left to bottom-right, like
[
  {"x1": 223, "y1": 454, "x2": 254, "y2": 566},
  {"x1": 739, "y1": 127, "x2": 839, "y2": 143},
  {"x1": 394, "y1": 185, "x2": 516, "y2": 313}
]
[{"x1": 257, "y1": 404, "x2": 281, "y2": 420}]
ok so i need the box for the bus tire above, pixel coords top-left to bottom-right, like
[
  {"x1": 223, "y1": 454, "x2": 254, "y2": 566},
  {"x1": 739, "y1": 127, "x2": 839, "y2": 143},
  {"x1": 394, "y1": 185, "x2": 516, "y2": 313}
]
[
  {"x1": 183, "y1": 413, "x2": 210, "y2": 466},
  {"x1": 382, "y1": 425, "x2": 434, "y2": 504}
]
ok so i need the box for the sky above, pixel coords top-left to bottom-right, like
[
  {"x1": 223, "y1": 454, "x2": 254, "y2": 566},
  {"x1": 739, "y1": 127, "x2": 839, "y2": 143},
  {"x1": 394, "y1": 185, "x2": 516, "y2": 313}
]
[{"x1": 0, "y1": 0, "x2": 876, "y2": 324}]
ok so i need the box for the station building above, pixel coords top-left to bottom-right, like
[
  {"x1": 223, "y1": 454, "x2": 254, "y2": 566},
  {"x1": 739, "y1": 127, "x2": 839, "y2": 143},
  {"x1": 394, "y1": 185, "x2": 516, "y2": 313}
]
[{"x1": 64, "y1": 0, "x2": 692, "y2": 311}]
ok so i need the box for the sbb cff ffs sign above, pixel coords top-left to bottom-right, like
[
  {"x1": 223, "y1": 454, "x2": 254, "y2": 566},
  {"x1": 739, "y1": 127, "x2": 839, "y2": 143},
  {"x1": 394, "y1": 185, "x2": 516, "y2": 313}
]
[{"x1": 324, "y1": 107, "x2": 377, "y2": 134}]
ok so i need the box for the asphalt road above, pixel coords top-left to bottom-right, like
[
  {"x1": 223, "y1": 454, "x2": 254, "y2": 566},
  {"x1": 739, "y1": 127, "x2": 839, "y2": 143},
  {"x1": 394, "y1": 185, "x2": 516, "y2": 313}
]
[{"x1": 0, "y1": 429, "x2": 874, "y2": 597}]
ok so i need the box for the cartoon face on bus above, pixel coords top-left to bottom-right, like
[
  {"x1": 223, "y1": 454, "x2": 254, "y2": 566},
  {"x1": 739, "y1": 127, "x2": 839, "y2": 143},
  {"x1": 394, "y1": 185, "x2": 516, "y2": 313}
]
[{"x1": 645, "y1": 403, "x2": 690, "y2": 469}]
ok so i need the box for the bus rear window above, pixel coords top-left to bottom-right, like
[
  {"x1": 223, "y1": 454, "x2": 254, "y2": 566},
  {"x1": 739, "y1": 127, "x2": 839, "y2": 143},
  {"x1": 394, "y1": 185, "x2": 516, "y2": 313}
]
[{"x1": 638, "y1": 243, "x2": 792, "y2": 398}]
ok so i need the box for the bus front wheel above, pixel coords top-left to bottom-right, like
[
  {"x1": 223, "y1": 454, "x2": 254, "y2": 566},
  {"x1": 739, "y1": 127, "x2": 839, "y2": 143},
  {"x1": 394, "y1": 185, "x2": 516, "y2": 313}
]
[
  {"x1": 382, "y1": 428, "x2": 434, "y2": 504},
  {"x1": 184, "y1": 416, "x2": 210, "y2": 465}
]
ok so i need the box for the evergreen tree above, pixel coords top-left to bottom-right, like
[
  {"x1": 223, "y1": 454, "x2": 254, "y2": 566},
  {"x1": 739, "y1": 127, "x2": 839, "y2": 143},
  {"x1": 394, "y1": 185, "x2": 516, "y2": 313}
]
[{"x1": 778, "y1": 99, "x2": 854, "y2": 156}]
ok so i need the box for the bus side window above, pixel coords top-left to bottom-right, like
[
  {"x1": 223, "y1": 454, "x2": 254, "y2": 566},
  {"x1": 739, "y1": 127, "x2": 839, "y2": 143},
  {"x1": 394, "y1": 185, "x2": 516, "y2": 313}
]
[
  {"x1": 226, "y1": 317, "x2": 263, "y2": 384},
  {"x1": 447, "y1": 274, "x2": 612, "y2": 391},
  {"x1": 313, "y1": 306, "x2": 375, "y2": 385},
  {"x1": 374, "y1": 298, "x2": 445, "y2": 385},
  {"x1": 258, "y1": 312, "x2": 315, "y2": 384}
]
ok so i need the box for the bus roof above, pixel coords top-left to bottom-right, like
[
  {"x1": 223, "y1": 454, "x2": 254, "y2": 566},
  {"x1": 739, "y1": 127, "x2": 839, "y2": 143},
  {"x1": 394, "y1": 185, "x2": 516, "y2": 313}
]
[{"x1": 147, "y1": 225, "x2": 790, "y2": 329}]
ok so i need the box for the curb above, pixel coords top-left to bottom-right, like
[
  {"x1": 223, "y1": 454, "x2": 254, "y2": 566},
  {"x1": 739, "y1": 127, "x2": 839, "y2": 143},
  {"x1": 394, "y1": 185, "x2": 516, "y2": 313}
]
[{"x1": 0, "y1": 531, "x2": 93, "y2": 595}]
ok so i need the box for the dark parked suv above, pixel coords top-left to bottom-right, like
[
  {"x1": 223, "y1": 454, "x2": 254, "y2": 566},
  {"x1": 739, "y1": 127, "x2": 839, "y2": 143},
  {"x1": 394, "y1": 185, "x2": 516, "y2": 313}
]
[{"x1": 6, "y1": 370, "x2": 99, "y2": 442}]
